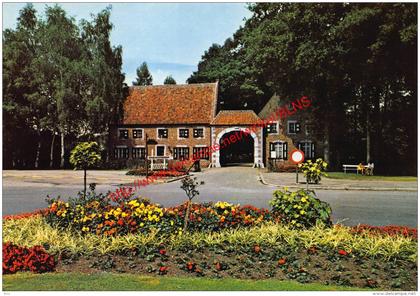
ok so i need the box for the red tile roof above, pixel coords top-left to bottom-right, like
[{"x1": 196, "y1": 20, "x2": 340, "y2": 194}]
[
  {"x1": 123, "y1": 83, "x2": 218, "y2": 125},
  {"x1": 211, "y1": 110, "x2": 262, "y2": 125}
]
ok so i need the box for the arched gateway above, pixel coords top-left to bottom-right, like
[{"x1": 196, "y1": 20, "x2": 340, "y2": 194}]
[{"x1": 209, "y1": 111, "x2": 264, "y2": 168}]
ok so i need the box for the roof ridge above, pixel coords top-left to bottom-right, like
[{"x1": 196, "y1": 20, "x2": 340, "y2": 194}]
[{"x1": 130, "y1": 82, "x2": 217, "y2": 89}]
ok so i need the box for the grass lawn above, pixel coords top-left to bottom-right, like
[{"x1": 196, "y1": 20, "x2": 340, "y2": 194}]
[
  {"x1": 326, "y1": 172, "x2": 417, "y2": 182},
  {"x1": 3, "y1": 273, "x2": 371, "y2": 291}
]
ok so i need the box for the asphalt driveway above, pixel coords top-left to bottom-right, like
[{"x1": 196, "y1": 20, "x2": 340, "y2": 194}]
[{"x1": 2, "y1": 168, "x2": 418, "y2": 227}]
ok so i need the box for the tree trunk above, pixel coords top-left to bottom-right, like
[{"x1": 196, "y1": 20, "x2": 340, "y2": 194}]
[
  {"x1": 34, "y1": 131, "x2": 41, "y2": 169},
  {"x1": 183, "y1": 200, "x2": 191, "y2": 233},
  {"x1": 366, "y1": 111, "x2": 371, "y2": 163},
  {"x1": 323, "y1": 124, "x2": 330, "y2": 164},
  {"x1": 49, "y1": 132, "x2": 56, "y2": 168},
  {"x1": 84, "y1": 169, "x2": 87, "y2": 197},
  {"x1": 60, "y1": 132, "x2": 65, "y2": 168}
]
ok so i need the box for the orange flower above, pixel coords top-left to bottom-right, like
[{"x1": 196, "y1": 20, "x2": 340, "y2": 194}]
[
  {"x1": 254, "y1": 245, "x2": 261, "y2": 253},
  {"x1": 278, "y1": 258, "x2": 286, "y2": 265},
  {"x1": 117, "y1": 219, "x2": 124, "y2": 226}
]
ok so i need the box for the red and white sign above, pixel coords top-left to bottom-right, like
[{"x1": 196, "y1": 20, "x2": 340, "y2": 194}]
[{"x1": 290, "y1": 149, "x2": 305, "y2": 164}]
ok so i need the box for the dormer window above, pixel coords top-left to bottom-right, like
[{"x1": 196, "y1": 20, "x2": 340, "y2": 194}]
[
  {"x1": 179, "y1": 128, "x2": 189, "y2": 138},
  {"x1": 119, "y1": 129, "x2": 128, "y2": 139},
  {"x1": 266, "y1": 122, "x2": 278, "y2": 134},
  {"x1": 157, "y1": 128, "x2": 168, "y2": 138}
]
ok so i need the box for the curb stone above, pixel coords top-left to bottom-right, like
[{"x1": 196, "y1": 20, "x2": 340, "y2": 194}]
[{"x1": 258, "y1": 173, "x2": 417, "y2": 192}]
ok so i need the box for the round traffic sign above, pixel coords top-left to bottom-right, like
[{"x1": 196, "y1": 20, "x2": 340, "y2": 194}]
[{"x1": 291, "y1": 149, "x2": 304, "y2": 164}]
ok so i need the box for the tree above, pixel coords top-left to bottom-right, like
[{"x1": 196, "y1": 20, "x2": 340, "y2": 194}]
[
  {"x1": 133, "y1": 62, "x2": 153, "y2": 86},
  {"x1": 69, "y1": 142, "x2": 101, "y2": 196},
  {"x1": 163, "y1": 75, "x2": 176, "y2": 85},
  {"x1": 180, "y1": 176, "x2": 204, "y2": 232}
]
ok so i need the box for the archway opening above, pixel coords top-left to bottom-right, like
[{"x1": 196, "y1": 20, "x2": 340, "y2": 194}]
[{"x1": 219, "y1": 131, "x2": 254, "y2": 166}]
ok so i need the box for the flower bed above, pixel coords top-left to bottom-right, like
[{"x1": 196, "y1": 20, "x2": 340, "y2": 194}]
[
  {"x1": 2, "y1": 213, "x2": 417, "y2": 290},
  {"x1": 351, "y1": 225, "x2": 417, "y2": 240},
  {"x1": 3, "y1": 242, "x2": 56, "y2": 274},
  {"x1": 44, "y1": 199, "x2": 271, "y2": 236}
]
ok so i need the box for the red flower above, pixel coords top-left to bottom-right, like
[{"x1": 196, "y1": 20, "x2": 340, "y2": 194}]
[
  {"x1": 159, "y1": 266, "x2": 169, "y2": 275},
  {"x1": 117, "y1": 219, "x2": 124, "y2": 226},
  {"x1": 186, "y1": 262, "x2": 195, "y2": 271},
  {"x1": 338, "y1": 249, "x2": 348, "y2": 256},
  {"x1": 215, "y1": 262, "x2": 222, "y2": 271},
  {"x1": 159, "y1": 249, "x2": 166, "y2": 255},
  {"x1": 254, "y1": 245, "x2": 261, "y2": 253},
  {"x1": 278, "y1": 258, "x2": 287, "y2": 265}
]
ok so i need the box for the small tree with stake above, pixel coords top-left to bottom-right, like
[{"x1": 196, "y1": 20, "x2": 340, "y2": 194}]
[
  {"x1": 180, "y1": 176, "x2": 204, "y2": 232},
  {"x1": 69, "y1": 142, "x2": 101, "y2": 197}
]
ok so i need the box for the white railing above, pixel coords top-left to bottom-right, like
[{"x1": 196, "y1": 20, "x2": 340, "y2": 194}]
[{"x1": 149, "y1": 156, "x2": 171, "y2": 171}]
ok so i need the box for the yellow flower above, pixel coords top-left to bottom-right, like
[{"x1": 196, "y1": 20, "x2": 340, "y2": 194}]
[
  {"x1": 121, "y1": 212, "x2": 128, "y2": 218},
  {"x1": 82, "y1": 226, "x2": 89, "y2": 232},
  {"x1": 170, "y1": 220, "x2": 174, "y2": 226},
  {"x1": 300, "y1": 210, "x2": 305, "y2": 215},
  {"x1": 65, "y1": 203, "x2": 69, "y2": 207},
  {"x1": 140, "y1": 222, "x2": 144, "y2": 227},
  {"x1": 301, "y1": 197, "x2": 308, "y2": 203}
]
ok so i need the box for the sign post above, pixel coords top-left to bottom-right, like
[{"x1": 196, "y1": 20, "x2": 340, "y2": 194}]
[{"x1": 290, "y1": 150, "x2": 305, "y2": 184}]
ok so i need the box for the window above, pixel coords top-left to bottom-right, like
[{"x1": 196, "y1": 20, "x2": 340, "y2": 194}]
[
  {"x1": 193, "y1": 147, "x2": 210, "y2": 160},
  {"x1": 173, "y1": 147, "x2": 189, "y2": 160},
  {"x1": 132, "y1": 147, "x2": 146, "y2": 159},
  {"x1": 266, "y1": 122, "x2": 278, "y2": 134},
  {"x1": 298, "y1": 141, "x2": 315, "y2": 159},
  {"x1": 269, "y1": 142, "x2": 288, "y2": 159},
  {"x1": 179, "y1": 128, "x2": 189, "y2": 138},
  {"x1": 193, "y1": 128, "x2": 204, "y2": 138},
  {"x1": 157, "y1": 128, "x2": 168, "y2": 138},
  {"x1": 287, "y1": 121, "x2": 301, "y2": 134},
  {"x1": 132, "y1": 129, "x2": 143, "y2": 139},
  {"x1": 114, "y1": 147, "x2": 129, "y2": 159},
  {"x1": 119, "y1": 129, "x2": 128, "y2": 139},
  {"x1": 156, "y1": 146, "x2": 165, "y2": 156}
]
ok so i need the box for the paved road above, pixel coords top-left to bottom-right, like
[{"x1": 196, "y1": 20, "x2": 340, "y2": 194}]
[{"x1": 3, "y1": 168, "x2": 417, "y2": 227}]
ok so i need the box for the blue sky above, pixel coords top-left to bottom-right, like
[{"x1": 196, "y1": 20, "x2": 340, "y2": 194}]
[{"x1": 3, "y1": 2, "x2": 251, "y2": 85}]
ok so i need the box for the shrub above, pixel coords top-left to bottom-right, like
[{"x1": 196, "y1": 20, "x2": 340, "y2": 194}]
[
  {"x1": 270, "y1": 188, "x2": 332, "y2": 228},
  {"x1": 69, "y1": 142, "x2": 102, "y2": 195},
  {"x1": 298, "y1": 158, "x2": 328, "y2": 184},
  {"x1": 3, "y1": 242, "x2": 56, "y2": 274}
]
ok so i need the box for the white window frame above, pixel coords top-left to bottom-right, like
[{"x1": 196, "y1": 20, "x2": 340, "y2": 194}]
[
  {"x1": 156, "y1": 127, "x2": 168, "y2": 139},
  {"x1": 118, "y1": 128, "x2": 129, "y2": 139},
  {"x1": 155, "y1": 145, "x2": 166, "y2": 156},
  {"x1": 173, "y1": 145, "x2": 190, "y2": 160},
  {"x1": 193, "y1": 145, "x2": 210, "y2": 160},
  {"x1": 270, "y1": 141, "x2": 287, "y2": 160},
  {"x1": 287, "y1": 120, "x2": 298, "y2": 134},
  {"x1": 114, "y1": 145, "x2": 129, "y2": 159},
  {"x1": 177, "y1": 127, "x2": 189, "y2": 139},
  {"x1": 193, "y1": 126, "x2": 205, "y2": 139},
  {"x1": 132, "y1": 145, "x2": 146, "y2": 159},
  {"x1": 132, "y1": 128, "x2": 144, "y2": 139},
  {"x1": 299, "y1": 141, "x2": 314, "y2": 159},
  {"x1": 266, "y1": 121, "x2": 279, "y2": 134}
]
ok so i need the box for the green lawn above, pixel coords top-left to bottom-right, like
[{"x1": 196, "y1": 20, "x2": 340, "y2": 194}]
[
  {"x1": 326, "y1": 172, "x2": 417, "y2": 182},
  {"x1": 3, "y1": 272, "x2": 371, "y2": 291}
]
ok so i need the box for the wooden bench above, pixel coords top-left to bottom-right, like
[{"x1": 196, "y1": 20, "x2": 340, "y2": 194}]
[
  {"x1": 343, "y1": 164, "x2": 359, "y2": 174},
  {"x1": 343, "y1": 163, "x2": 375, "y2": 175}
]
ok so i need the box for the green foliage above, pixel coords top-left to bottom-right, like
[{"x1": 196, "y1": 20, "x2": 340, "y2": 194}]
[
  {"x1": 270, "y1": 188, "x2": 332, "y2": 228},
  {"x1": 3, "y1": 5, "x2": 125, "y2": 169},
  {"x1": 4, "y1": 216, "x2": 416, "y2": 262},
  {"x1": 69, "y1": 142, "x2": 101, "y2": 170},
  {"x1": 163, "y1": 75, "x2": 176, "y2": 84},
  {"x1": 189, "y1": 3, "x2": 417, "y2": 175},
  {"x1": 133, "y1": 62, "x2": 153, "y2": 86},
  {"x1": 298, "y1": 158, "x2": 328, "y2": 184}
]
